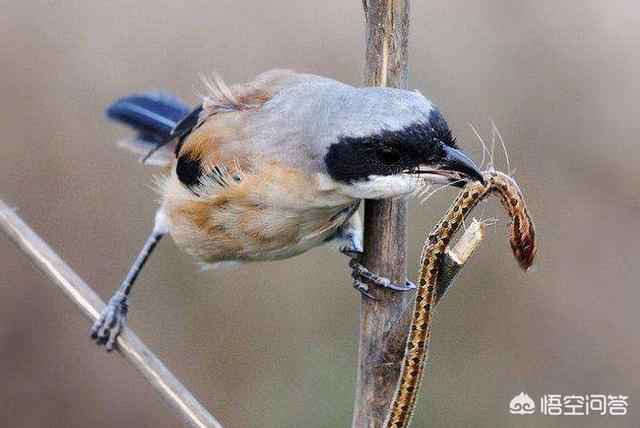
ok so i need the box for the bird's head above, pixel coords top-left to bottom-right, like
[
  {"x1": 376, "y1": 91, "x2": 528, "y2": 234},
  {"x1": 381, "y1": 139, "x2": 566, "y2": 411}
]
[{"x1": 321, "y1": 87, "x2": 483, "y2": 199}]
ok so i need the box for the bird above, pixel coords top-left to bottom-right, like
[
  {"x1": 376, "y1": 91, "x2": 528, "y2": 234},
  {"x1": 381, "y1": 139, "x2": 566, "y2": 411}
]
[{"x1": 90, "y1": 69, "x2": 483, "y2": 351}]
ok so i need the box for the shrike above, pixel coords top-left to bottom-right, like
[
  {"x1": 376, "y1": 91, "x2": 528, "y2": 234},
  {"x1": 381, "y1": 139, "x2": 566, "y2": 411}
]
[{"x1": 91, "y1": 69, "x2": 483, "y2": 350}]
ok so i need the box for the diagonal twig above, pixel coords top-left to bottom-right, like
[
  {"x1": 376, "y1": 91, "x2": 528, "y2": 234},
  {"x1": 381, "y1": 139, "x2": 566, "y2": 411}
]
[{"x1": 0, "y1": 196, "x2": 223, "y2": 428}]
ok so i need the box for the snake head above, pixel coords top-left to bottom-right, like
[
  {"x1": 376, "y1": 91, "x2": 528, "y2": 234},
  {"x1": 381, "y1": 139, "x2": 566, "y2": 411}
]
[{"x1": 509, "y1": 216, "x2": 536, "y2": 270}]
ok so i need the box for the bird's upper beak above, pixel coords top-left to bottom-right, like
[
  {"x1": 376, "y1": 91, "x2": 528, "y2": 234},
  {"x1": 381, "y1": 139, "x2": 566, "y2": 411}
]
[
  {"x1": 440, "y1": 145, "x2": 484, "y2": 186},
  {"x1": 408, "y1": 146, "x2": 484, "y2": 187}
]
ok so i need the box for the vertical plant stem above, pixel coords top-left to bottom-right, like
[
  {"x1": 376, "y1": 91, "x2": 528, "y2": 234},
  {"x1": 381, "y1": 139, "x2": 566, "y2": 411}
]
[{"x1": 352, "y1": 1, "x2": 412, "y2": 427}]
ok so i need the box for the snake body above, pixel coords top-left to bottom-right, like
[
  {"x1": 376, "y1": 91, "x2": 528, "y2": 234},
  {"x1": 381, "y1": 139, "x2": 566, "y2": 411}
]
[{"x1": 384, "y1": 171, "x2": 536, "y2": 428}]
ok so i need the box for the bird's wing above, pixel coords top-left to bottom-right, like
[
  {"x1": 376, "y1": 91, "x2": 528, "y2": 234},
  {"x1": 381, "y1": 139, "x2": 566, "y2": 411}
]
[{"x1": 174, "y1": 69, "x2": 330, "y2": 193}]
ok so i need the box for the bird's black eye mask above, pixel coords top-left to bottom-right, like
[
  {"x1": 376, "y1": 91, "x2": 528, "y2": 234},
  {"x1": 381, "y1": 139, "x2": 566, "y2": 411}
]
[{"x1": 325, "y1": 110, "x2": 457, "y2": 183}]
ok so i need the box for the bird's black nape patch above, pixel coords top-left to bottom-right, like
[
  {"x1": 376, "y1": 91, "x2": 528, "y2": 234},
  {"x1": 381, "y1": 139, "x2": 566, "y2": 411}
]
[{"x1": 325, "y1": 118, "x2": 456, "y2": 183}]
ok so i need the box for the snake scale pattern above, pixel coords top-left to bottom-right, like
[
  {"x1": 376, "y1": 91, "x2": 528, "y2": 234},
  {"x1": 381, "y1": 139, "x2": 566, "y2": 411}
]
[{"x1": 384, "y1": 170, "x2": 537, "y2": 427}]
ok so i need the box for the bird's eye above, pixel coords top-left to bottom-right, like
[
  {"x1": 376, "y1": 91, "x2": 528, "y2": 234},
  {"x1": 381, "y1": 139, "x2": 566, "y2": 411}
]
[{"x1": 375, "y1": 147, "x2": 401, "y2": 165}]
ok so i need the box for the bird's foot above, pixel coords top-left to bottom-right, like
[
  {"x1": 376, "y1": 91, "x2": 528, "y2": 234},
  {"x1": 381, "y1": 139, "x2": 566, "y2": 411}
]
[
  {"x1": 341, "y1": 248, "x2": 416, "y2": 299},
  {"x1": 90, "y1": 294, "x2": 128, "y2": 352}
]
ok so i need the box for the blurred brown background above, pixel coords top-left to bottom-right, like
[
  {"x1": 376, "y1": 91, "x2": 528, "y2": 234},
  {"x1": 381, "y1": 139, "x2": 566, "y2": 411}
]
[{"x1": 1, "y1": 1, "x2": 639, "y2": 427}]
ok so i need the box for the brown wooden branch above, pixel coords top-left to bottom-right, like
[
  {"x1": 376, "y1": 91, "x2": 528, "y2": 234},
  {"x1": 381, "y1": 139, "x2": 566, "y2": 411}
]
[
  {"x1": 353, "y1": 2, "x2": 486, "y2": 426},
  {"x1": 352, "y1": 2, "x2": 412, "y2": 427},
  {"x1": 0, "y1": 196, "x2": 223, "y2": 428}
]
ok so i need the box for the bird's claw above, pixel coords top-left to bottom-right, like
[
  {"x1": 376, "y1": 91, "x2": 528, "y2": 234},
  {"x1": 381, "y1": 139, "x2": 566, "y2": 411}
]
[
  {"x1": 347, "y1": 258, "x2": 416, "y2": 298},
  {"x1": 352, "y1": 278, "x2": 378, "y2": 300},
  {"x1": 90, "y1": 294, "x2": 128, "y2": 352}
]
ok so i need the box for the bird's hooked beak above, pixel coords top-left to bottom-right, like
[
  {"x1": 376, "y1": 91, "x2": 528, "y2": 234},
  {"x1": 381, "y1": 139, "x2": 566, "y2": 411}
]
[
  {"x1": 441, "y1": 145, "x2": 485, "y2": 186},
  {"x1": 407, "y1": 146, "x2": 484, "y2": 187}
]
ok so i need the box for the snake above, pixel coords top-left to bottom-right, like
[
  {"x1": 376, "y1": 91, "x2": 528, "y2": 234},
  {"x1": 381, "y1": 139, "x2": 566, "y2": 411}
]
[{"x1": 384, "y1": 170, "x2": 537, "y2": 428}]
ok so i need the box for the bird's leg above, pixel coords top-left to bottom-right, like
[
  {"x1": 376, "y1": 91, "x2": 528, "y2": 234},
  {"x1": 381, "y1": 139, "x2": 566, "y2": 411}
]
[
  {"x1": 336, "y1": 214, "x2": 415, "y2": 299},
  {"x1": 91, "y1": 210, "x2": 168, "y2": 351},
  {"x1": 334, "y1": 212, "x2": 374, "y2": 299}
]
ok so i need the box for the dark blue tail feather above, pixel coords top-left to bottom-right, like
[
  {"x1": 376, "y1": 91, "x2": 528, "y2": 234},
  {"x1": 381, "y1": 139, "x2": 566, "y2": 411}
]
[{"x1": 106, "y1": 92, "x2": 191, "y2": 144}]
